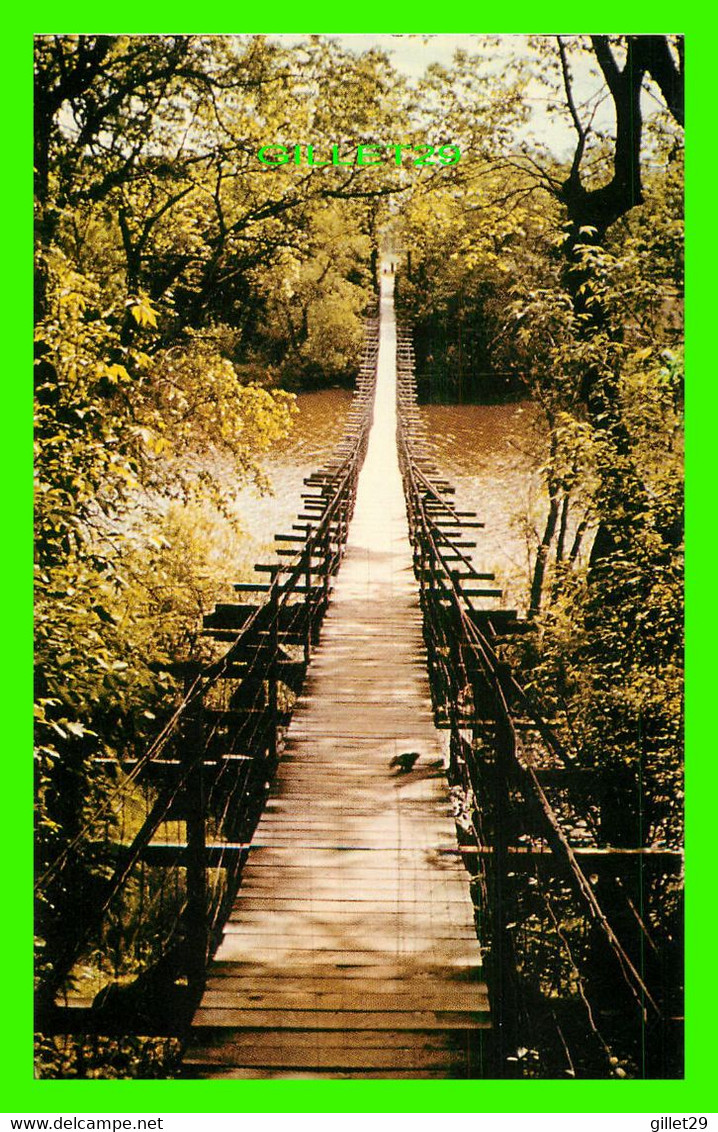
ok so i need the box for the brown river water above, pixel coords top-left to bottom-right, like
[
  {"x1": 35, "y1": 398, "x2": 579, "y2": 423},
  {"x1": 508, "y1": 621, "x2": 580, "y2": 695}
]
[{"x1": 231, "y1": 388, "x2": 548, "y2": 615}]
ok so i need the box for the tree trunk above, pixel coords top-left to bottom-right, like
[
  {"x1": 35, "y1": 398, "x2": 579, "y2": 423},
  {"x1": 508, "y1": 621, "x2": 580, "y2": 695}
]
[{"x1": 530, "y1": 487, "x2": 561, "y2": 616}]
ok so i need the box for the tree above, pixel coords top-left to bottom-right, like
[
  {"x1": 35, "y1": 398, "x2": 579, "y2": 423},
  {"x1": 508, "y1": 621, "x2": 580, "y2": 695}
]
[{"x1": 556, "y1": 37, "x2": 683, "y2": 245}]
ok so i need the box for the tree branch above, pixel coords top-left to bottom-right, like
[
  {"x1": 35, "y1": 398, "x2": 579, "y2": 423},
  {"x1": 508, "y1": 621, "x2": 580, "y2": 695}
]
[
  {"x1": 633, "y1": 35, "x2": 684, "y2": 127},
  {"x1": 557, "y1": 37, "x2": 587, "y2": 183}
]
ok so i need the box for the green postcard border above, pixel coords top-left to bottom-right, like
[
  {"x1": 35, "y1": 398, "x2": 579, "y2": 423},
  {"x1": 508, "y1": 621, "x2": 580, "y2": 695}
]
[{"x1": 6, "y1": 4, "x2": 711, "y2": 1116}]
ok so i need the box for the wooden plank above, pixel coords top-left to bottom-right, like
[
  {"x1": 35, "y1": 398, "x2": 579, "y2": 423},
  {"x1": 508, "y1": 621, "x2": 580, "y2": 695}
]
[
  {"x1": 233, "y1": 885, "x2": 474, "y2": 901},
  {"x1": 223, "y1": 902, "x2": 476, "y2": 921},
  {"x1": 186, "y1": 1068, "x2": 473, "y2": 1080},
  {"x1": 192, "y1": 1008, "x2": 491, "y2": 1031},
  {"x1": 199, "y1": 961, "x2": 484, "y2": 980},
  {"x1": 189, "y1": 1029, "x2": 481, "y2": 1051},
  {"x1": 200, "y1": 990, "x2": 488, "y2": 1011},
  {"x1": 203, "y1": 974, "x2": 485, "y2": 993},
  {"x1": 230, "y1": 896, "x2": 473, "y2": 909},
  {"x1": 233, "y1": 886, "x2": 473, "y2": 902},
  {"x1": 219, "y1": 925, "x2": 478, "y2": 942},
  {"x1": 186, "y1": 1046, "x2": 481, "y2": 1071}
]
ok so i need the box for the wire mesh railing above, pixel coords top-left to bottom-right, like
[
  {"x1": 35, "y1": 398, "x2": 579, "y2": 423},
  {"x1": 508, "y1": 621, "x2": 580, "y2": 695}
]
[{"x1": 395, "y1": 320, "x2": 683, "y2": 1079}]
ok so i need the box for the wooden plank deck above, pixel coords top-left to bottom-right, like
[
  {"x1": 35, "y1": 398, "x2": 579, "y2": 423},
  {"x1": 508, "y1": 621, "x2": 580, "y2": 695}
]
[{"x1": 185, "y1": 275, "x2": 490, "y2": 1080}]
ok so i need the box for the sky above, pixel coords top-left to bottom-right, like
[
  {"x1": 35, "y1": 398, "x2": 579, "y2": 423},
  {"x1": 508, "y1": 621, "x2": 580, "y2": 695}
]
[
  {"x1": 267, "y1": 33, "x2": 601, "y2": 159},
  {"x1": 268, "y1": 32, "x2": 526, "y2": 79},
  {"x1": 330, "y1": 33, "x2": 497, "y2": 79},
  {"x1": 270, "y1": 33, "x2": 518, "y2": 78}
]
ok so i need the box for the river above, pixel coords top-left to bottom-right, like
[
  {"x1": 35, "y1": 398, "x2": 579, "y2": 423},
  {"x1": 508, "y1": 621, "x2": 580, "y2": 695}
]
[{"x1": 231, "y1": 389, "x2": 547, "y2": 615}]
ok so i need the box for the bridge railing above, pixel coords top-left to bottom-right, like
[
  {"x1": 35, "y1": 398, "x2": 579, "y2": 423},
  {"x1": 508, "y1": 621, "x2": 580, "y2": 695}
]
[
  {"x1": 36, "y1": 315, "x2": 379, "y2": 1034},
  {"x1": 395, "y1": 321, "x2": 683, "y2": 1079}
]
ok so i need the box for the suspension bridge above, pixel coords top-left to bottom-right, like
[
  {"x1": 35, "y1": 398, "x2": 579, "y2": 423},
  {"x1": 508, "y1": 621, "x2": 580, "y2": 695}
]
[{"x1": 37, "y1": 272, "x2": 684, "y2": 1080}]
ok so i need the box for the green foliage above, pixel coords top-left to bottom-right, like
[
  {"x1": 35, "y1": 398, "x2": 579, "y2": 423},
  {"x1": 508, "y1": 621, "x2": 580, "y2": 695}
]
[
  {"x1": 396, "y1": 127, "x2": 547, "y2": 401},
  {"x1": 253, "y1": 203, "x2": 372, "y2": 385},
  {"x1": 34, "y1": 497, "x2": 256, "y2": 994},
  {"x1": 397, "y1": 39, "x2": 683, "y2": 856},
  {"x1": 34, "y1": 34, "x2": 385, "y2": 384},
  {"x1": 504, "y1": 201, "x2": 683, "y2": 843},
  {"x1": 35, "y1": 1034, "x2": 182, "y2": 1079}
]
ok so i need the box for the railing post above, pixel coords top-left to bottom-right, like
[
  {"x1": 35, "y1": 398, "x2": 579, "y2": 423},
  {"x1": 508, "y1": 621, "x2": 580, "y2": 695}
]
[
  {"x1": 492, "y1": 708, "x2": 520, "y2": 1075},
  {"x1": 268, "y1": 566, "x2": 280, "y2": 764},
  {"x1": 181, "y1": 675, "x2": 207, "y2": 1002},
  {"x1": 418, "y1": 530, "x2": 427, "y2": 600},
  {"x1": 336, "y1": 496, "x2": 344, "y2": 557},
  {"x1": 323, "y1": 526, "x2": 331, "y2": 602},
  {"x1": 304, "y1": 542, "x2": 313, "y2": 665}
]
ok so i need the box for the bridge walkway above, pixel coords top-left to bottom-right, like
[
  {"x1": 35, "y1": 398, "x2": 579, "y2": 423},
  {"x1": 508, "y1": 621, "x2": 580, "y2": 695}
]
[{"x1": 186, "y1": 276, "x2": 490, "y2": 1079}]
